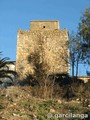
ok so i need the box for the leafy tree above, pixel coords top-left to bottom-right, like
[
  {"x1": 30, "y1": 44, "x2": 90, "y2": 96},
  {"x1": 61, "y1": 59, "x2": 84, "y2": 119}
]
[
  {"x1": 0, "y1": 52, "x2": 17, "y2": 82},
  {"x1": 68, "y1": 32, "x2": 81, "y2": 77},
  {"x1": 78, "y1": 8, "x2": 90, "y2": 64}
]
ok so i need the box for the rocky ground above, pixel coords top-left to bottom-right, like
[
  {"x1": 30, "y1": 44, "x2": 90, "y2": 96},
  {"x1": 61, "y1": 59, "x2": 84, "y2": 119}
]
[{"x1": 0, "y1": 86, "x2": 90, "y2": 120}]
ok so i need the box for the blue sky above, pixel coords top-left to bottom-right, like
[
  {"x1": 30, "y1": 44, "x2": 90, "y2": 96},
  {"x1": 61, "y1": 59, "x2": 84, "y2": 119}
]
[{"x1": 0, "y1": 0, "x2": 90, "y2": 76}]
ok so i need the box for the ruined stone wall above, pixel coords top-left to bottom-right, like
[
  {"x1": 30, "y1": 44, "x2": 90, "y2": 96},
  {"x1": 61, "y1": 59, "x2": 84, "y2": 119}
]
[
  {"x1": 78, "y1": 76, "x2": 90, "y2": 83},
  {"x1": 30, "y1": 21, "x2": 59, "y2": 30},
  {"x1": 16, "y1": 21, "x2": 69, "y2": 80}
]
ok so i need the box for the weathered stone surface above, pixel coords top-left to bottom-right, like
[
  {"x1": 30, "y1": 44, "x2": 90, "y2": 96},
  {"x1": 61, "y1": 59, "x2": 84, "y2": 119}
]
[
  {"x1": 30, "y1": 20, "x2": 59, "y2": 30},
  {"x1": 16, "y1": 21, "x2": 69, "y2": 80}
]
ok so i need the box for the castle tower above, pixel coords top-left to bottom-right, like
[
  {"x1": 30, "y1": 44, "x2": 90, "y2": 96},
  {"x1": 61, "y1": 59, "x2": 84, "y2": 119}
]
[{"x1": 16, "y1": 20, "x2": 69, "y2": 80}]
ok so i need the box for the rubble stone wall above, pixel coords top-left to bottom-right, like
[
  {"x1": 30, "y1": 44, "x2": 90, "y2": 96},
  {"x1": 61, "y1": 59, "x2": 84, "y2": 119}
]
[{"x1": 16, "y1": 21, "x2": 69, "y2": 80}]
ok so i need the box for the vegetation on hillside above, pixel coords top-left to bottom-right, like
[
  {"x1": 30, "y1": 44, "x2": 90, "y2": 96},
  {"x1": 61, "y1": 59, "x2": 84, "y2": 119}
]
[
  {"x1": 0, "y1": 7, "x2": 90, "y2": 120},
  {"x1": 0, "y1": 52, "x2": 17, "y2": 85}
]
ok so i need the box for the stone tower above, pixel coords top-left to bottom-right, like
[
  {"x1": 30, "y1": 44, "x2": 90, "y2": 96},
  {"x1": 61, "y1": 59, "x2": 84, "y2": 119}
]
[{"x1": 16, "y1": 20, "x2": 69, "y2": 80}]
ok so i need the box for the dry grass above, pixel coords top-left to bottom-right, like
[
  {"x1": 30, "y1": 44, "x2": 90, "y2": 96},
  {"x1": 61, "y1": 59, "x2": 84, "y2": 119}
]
[{"x1": 0, "y1": 85, "x2": 90, "y2": 120}]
